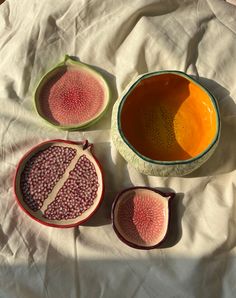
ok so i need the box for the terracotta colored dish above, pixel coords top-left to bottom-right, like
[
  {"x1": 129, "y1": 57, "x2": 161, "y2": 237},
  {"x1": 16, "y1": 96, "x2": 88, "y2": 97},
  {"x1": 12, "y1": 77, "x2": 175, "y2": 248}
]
[
  {"x1": 112, "y1": 71, "x2": 220, "y2": 176},
  {"x1": 112, "y1": 187, "x2": 175, "y2": 249},
  {"x1": 14, "y1": 139, "x2": 104, "y2": 228}
]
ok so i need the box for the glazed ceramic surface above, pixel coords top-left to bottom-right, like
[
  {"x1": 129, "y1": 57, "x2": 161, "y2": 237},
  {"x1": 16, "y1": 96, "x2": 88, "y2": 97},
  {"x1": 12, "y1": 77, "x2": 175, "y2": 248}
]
[
  {"x1": 34, "y1": 55, "x2": 111, "y2": 130},
  {"x1": 14, "y1": 140, "x2": 104, "y2": 228},
  {"x1": 111, "y1": 187, "x2": 174, "y2": 249},
  {"x1": 112, "y1": 71, "x2": 220, "y2": 176}
]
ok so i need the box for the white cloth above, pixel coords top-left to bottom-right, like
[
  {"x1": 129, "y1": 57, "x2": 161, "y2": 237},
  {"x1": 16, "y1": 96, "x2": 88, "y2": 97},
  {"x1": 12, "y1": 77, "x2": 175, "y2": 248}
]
[
  {"x1": 1, "y1": 0, "x2": 236, "y2": 297},
  {"x1": 226, "y1": 0, "x2": 236, "y2": 6}
]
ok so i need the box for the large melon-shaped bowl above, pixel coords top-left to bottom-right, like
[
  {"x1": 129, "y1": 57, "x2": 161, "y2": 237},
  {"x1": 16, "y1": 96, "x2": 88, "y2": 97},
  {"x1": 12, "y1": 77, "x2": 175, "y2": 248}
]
[
  {"x1": 112, "y1": 187, "x2": 175, "y2": 249},
  {"x1": 34, "y1": 55, "x2": 110, "y2": 130},
  {"x1": 111, "y1": 71, "x2": 220, "y2": 176},
  {"x1": 14, "y1": 139, "x2": 104, "y2": 228}
]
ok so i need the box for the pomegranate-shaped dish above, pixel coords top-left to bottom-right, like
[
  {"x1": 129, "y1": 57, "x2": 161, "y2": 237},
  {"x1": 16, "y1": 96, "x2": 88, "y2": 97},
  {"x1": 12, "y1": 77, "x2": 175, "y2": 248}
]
[
  {"x1": 111, "y1": 71, "x2": 221, "y2": 176},
  {"x1": 14, "y1": 140, "x2": 104, "y2": 227},
  {"x1": 34, "y1": 55, "x2": 110, "y2": 130},
  {"x1": 112, "y1": 187, "x2": 174, "y2": 249}
]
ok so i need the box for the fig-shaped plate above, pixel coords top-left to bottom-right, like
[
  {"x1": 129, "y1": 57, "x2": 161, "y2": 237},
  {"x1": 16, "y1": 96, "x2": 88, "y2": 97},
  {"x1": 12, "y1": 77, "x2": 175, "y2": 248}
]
[{"x1": 34, "y1": 55, "x2": 110, "y2": 130}]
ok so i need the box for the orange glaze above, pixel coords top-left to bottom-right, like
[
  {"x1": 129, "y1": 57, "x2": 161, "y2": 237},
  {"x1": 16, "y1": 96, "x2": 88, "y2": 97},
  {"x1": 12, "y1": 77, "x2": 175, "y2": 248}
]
[{"x1": 120, "y1": 73, "x2": 217, "y2": 161}]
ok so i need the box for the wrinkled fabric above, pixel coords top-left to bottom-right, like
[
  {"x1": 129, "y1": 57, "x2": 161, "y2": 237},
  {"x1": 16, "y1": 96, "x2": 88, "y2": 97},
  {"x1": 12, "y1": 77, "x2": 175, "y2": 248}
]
[{"x1": 0, "y1": 0, "x2": 236, "y2": 297}]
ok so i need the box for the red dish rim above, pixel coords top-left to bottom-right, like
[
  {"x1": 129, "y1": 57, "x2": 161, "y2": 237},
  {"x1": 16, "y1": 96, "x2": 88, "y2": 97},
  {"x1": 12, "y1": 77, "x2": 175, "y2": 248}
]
[
  {"x1": 13, "y1": 139, "x2": 105, "y2": 228},
  {"x1": 111, "y1": 186, "x2": 175, "y2": 249}
]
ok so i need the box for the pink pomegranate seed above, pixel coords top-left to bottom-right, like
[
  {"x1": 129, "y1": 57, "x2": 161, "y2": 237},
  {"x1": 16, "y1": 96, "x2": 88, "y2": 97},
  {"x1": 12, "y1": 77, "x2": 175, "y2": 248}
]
[
  {"x1": 20, "y1": 146, "x2": 76, "y2": 211},
  {"x1": 44, "y1": 154, "x2": 99, "y2": 220}
]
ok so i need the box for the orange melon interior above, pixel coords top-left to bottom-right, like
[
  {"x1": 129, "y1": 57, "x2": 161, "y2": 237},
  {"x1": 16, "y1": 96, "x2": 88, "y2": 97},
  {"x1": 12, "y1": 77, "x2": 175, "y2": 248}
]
[{"x1": 120, "y1": 73, "x2": 217, "y2": 161}]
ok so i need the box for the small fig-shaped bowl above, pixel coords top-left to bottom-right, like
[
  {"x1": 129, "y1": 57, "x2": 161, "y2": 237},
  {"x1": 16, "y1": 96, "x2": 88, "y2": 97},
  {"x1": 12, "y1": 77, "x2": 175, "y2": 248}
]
[{"x1": 111, "y1": 187, "x2": 175, "y2": 249}]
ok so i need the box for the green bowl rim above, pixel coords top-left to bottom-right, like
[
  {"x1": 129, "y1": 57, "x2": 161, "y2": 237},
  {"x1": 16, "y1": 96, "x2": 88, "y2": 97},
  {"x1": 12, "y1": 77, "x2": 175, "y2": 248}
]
[{"x1": 117, "y1": 70, "x2": 221, "y2": 165}]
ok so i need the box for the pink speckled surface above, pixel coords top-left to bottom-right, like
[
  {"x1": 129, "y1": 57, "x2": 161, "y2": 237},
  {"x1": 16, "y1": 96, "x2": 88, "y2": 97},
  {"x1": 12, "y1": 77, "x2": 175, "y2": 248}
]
[
  {"x1": 41, "y1": 68, "x2": 105, "y2": 126},
  {"x1": 116, "y1": 191, "x2": 166, "y2": 246}
]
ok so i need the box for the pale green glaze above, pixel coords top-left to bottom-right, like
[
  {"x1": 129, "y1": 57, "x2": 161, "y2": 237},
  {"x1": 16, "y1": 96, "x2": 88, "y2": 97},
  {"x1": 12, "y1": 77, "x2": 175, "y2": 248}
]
[
  {"x1": 34, "y1": 55, "x2": 111, "y2": 131},
  {"x1": 111, "y1": 71, "x2": 221, "y2": 177}
]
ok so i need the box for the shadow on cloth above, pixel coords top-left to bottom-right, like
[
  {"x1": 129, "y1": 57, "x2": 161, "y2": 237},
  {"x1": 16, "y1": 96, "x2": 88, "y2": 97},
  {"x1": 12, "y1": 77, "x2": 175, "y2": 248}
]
[
  {"x1": 84, "y1": 184, "x2": 185, "y2": 249},
  {"x1": 82, "y1": 142, "x2": 133, "y2": 227},
  {"x1": 0, "y1": 244, "x2": 234, "y2": 298}
]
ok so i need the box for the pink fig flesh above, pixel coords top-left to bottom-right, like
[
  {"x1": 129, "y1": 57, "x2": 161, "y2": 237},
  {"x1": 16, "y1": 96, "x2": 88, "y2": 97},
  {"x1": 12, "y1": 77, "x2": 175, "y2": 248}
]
[
  {"x1": 40, "y1": 68, "x2": 106, "y2": 126},
  {"x1": 113, "y1": 188, "x2": 170, "y2": 248}
]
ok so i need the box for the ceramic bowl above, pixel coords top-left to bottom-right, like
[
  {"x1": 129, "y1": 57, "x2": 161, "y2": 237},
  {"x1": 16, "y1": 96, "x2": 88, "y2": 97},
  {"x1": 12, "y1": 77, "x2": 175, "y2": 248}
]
[
  {"x1": 111, "y1": 187, "x2": 175, "y2": 249},
  {"x1": 111, "y1": 71, "x2": 220, "y2": 176}
]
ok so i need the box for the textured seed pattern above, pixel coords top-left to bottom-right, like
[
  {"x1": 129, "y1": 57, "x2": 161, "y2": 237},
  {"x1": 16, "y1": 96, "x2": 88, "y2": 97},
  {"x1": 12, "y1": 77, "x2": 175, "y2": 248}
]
[
  {"x1": 44, "y1": 154, "x2": 99, "y2": 220},
  {"x1": 20, "y1": 146, "x2": 76, "y2": 211},
  {"x1": 117, "y1": 191, "x2": 165, "y2": 245},
  {"x1": 41, "y1": 68, "x2": 105, "y2": 126},
  {"x1": 142, "y1": 104, "x2": 176, "y2": 149}
]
